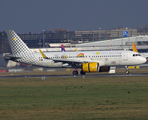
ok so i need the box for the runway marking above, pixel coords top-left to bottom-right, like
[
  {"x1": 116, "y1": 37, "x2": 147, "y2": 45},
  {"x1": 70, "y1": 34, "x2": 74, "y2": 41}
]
[{"x1": 1, "y1": 73, "x2": 148, "y2": 78}]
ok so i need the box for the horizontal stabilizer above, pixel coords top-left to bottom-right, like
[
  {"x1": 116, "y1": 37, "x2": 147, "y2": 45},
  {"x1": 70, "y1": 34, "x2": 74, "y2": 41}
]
[{"x1": 4, "y1": 55, "x2": 21, "y2": 60}]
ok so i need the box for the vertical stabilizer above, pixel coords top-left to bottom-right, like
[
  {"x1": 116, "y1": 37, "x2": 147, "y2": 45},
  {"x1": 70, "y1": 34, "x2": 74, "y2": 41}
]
[
  {"x1": 61, "y1": 44, "x2": 66, "y2": 52},
  {"x1": 132, "y1": 43, "x2": 138, "y2": 53},
  {"x1": 6, "y1": 30, "x2": 39, "y2": 65},
  {"x1": 6, "y1": 30, "x2": 31, "y2": 55}
]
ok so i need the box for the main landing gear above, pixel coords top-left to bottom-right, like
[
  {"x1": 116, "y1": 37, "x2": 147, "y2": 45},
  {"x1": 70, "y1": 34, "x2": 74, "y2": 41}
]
[
  {"x1": 125, "y1": 66, "x2": 129, "y2": 74},
  {"x1": 73, "y1": 70, "x2": 78, "y2": 75},
  {"x1": 80, "y1": 70, "x2": 86, "y2": 75},
  {"x1": 72, "y1": 70, "x2": 86, "y2": 75}
]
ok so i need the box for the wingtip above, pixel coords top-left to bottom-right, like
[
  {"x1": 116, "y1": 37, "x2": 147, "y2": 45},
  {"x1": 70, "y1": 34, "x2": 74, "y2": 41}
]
[{"x1": 39, "y1": 49, "x2": 47, "y2": 58}]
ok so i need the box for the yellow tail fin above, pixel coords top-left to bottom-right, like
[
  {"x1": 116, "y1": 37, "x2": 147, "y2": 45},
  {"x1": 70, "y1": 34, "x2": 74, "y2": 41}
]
[{"x1": 132, "y1": 43, "x2": 138, "y2": 53}]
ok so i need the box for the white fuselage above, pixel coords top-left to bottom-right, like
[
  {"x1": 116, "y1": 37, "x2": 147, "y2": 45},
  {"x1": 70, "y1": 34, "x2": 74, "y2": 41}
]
[{"x1": 15, "y1": 50, "x2": 146, "y2": 68}]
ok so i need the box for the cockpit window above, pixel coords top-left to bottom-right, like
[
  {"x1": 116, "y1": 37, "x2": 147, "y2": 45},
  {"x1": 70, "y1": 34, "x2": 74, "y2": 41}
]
[{"x1": 133, "y1": 54, "x2": 141, "y2": 57}]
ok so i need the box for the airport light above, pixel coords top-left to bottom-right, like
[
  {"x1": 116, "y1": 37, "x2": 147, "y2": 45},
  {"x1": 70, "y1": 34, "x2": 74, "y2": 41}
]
[
  {"x1": 43, "y1": 30, "x2": 45, "y2": 48},
  {"x1": 99, "y1": 28, "x2": 101, "y2": 40}
]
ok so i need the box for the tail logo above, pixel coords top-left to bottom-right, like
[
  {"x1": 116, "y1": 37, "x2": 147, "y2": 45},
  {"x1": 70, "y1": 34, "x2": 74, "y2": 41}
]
[
  {"x1": 61, "y1": 44, "x2": 65, "y2": 52},
  {"x1": 14, "y1": 38, "x2": 17, "y2": 41}
]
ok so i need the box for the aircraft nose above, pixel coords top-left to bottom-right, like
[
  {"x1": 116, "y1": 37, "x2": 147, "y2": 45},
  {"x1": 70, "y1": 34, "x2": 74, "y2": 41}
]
[
  {"x1": 144, "y1": 58, "x2": 147, "y2": 63},
  {"x1": 139, "y1": 57, "x2": 147, "y2": 64}
]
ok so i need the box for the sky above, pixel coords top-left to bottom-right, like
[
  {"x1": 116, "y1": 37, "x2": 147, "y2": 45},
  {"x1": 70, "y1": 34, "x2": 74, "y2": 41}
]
[{"x1": 0, "y1": 0, "x2": 148, "y2": 33}]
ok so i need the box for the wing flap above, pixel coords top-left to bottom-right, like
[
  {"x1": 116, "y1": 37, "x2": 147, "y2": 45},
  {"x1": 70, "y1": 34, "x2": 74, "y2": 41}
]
[{"x1": 51, "y1": 58, "x2": 84, "y2": 64}]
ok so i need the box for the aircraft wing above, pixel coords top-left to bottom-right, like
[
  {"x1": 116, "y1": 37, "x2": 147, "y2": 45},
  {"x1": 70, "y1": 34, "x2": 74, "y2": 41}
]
[
  {"x1": 39, "y1": 49, "x2": 87, "y2": 64},
  {"x1": 49, "y1": 58, "x2": 85, "y2": 64}
]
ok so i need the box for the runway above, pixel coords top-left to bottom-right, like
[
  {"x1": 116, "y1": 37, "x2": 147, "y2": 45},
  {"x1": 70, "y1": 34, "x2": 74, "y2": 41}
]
[{"x1": 1, "y1": 73, "x2": 148, "y2": 78}]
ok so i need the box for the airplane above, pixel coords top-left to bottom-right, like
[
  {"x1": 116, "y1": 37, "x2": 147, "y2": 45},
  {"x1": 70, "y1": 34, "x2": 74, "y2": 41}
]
[
  {"x1": 61, "y1": 44, "x2": 78, "y2": 52},
  {"x1": 61, "y1": 44, "x2": 65, "y2": 52},
  {"x1": 132, "y1": 43, "x2": 138, "y2": 53},
  {"x1": 132, "y1": 42, "x2": 148, "y2": 62},
  {"x1": 5, "y1": 30, "x2": 146, "y2": 75}
]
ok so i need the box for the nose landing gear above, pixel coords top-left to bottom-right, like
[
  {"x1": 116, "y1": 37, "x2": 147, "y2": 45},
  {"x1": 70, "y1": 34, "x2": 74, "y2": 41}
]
[{"x1": 125, "y1": 66, "x2": 129, "y2": 74}]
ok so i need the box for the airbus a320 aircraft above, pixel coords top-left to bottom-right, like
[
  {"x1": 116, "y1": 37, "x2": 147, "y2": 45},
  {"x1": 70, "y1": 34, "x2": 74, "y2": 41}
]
[{"x1": 6, "y1": 30, "x2": 146, "y2": 75}]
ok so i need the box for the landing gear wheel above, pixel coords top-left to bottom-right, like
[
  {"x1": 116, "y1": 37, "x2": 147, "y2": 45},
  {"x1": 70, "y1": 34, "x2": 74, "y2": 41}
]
[
  {"x1": 80, "y1": 70, "x2": 86, "y2": 75},
  {"x1": 125, "y1": 66, "x2": 129, "y2": 74},
  {"x1": 126, "y1": 70, "x2": 129, "y2": 74},
  {"x1": 73, "y1": 70, "x2": 78, "y2": 75}
]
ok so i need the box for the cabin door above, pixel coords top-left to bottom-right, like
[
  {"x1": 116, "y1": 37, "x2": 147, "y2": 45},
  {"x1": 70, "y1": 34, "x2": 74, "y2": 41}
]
[{"x1": 123, "y1": 52, "x2": 128, "y2": 61}]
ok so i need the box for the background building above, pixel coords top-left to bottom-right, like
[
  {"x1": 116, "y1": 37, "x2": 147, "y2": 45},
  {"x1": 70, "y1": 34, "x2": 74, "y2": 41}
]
[
  {"x1": 16, "y1": 28, "x2": 139, "y2": 49},
  {"x1": 0, "y1": 27, "x2": 148, "y2": 53}
]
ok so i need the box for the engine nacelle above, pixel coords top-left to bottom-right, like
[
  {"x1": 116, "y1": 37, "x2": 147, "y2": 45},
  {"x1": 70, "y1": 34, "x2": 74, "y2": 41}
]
[
  {"x1": 82, "y1": 62, "x2": 110, "y2": 73},
  {"x1": 82, "y1": 62, "x2": 99, "y2": 72}
]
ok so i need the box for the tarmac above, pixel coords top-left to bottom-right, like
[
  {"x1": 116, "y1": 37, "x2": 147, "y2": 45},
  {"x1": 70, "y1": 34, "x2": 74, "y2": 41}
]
[{"x1": 1, "y1": 73, "x2": 148, "y2": 79}]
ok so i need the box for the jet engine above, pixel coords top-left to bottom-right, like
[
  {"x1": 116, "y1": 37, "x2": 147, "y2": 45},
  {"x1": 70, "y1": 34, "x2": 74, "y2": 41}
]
[
  {"x1": 82, "y1": 62, "x2": 110, "y2": 73},
  {"x1": 82, "y1": 62, "x2": 99, "y2": 72}
]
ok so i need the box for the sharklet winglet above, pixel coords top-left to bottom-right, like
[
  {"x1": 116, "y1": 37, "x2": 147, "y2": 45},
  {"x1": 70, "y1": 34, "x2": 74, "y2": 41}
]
[{"x1": 39, "y1": 49, "x2": 48, "y2": 59}]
